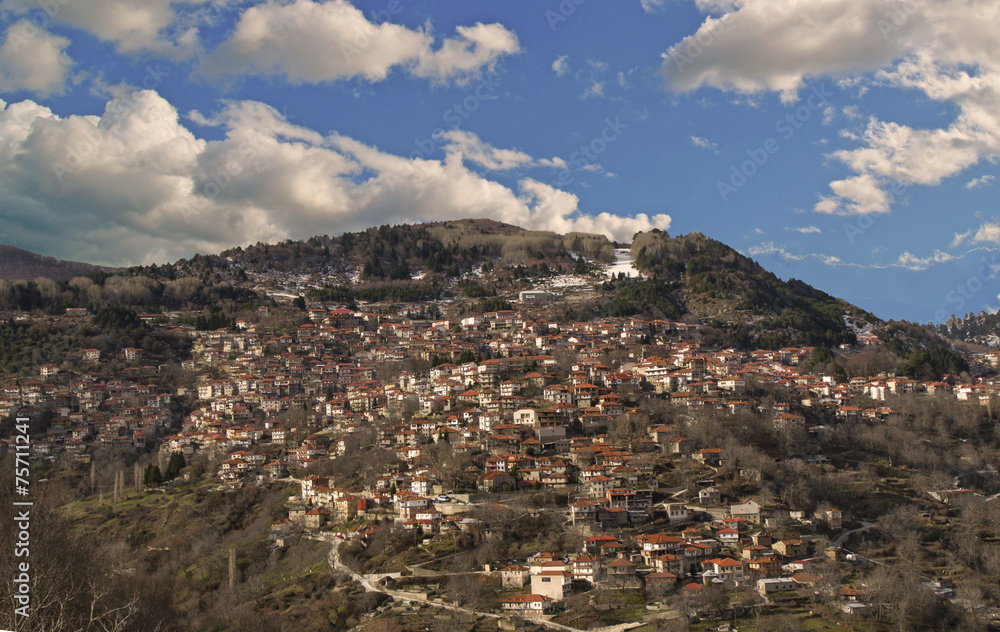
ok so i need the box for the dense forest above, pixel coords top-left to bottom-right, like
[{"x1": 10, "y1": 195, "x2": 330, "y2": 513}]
[
  {"x1": 625, "y1": 230, "x2": 866, "y2": 349},
  {"x1": 128, "y1": 219, "x2": 614, "y2": 286}
]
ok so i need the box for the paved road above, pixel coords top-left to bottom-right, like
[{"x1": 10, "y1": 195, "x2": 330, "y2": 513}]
[
  {"x1": 321, "y1": 534, "x2": 650, "y2": 632},
  {"x1": 833, "y1": 521, "x2": 875, "y2": 548}
]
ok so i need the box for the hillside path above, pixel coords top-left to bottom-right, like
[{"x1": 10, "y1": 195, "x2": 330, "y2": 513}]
[{"x1": 319, "y1": 534, "x2": 650, "y2": 632}]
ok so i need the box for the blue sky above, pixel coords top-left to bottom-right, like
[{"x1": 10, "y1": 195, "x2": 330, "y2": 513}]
[{"x1": 0, "y1": 0, "x2": 999, "y2": 323}]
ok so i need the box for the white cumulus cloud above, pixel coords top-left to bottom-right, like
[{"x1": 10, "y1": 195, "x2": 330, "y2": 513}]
[
  {"x1": 0, "y1": 20, "x2": 73, "y2": 96},
  {"x1": 0, "y1": 92, "x2": 668, "y2": 266},
  {"x1": 1, "y1": 0, "x2": 205, "y2": 57},
  {"x1": 971, "y1": 221, "x2": 1000, "y2": 244},
  {"x1": 202, "y1": 0, "x2": 519, "y2": 85},
  {"x1": 658, "y1": 0, "x2": 1000, "y2": 217},
  {"x1": 815, "y1": 174, "x2": 890, "y2": 215}
]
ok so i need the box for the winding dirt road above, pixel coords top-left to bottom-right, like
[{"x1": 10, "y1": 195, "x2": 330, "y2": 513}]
[{"x1": 321, "y1": 534, "x2": 652, "y2": 632}]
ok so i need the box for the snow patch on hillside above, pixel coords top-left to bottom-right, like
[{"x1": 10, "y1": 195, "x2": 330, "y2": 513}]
[{"x1": 605, "y1": 248, "x2": 637, "y2": 278}]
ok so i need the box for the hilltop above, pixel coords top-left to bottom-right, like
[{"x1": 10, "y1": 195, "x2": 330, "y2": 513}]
[
  {"x1": 128, "y1": 218, "x2": 614, "y2": 284},
  {"x1": 0, "y1": 219, "x2": 967, "y2": 357},
  {"x1": 0, "y1": 244, "x2": 115, "y2": 281},
  {"x1": 119, "y1": 219, "x2": 871, "y2": 348}
]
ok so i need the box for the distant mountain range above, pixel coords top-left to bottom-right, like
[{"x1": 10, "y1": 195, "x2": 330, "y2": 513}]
[{"x1": 0, "y1": 244, "x2": 115, "y2": 281}]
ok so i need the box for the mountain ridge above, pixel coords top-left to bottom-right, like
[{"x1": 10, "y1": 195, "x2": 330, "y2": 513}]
[
  {"x1": 0, "y1": 219, "x2": 982, "y2": 356},
  {"x1": 0, "y1": 244, "x2": 117, "y2": 282}
]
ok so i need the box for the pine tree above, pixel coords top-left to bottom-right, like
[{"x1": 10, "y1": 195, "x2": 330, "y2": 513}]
[
  {"x1": 144, "y1": 464, "x2": 163, "y2": 486},
  {"x1": 164, "y1": 451, "x2": 185, "y2": 480}
]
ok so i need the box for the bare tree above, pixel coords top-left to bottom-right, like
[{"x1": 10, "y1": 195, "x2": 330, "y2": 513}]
[
  {"x1": 446, "y1": 573, "x2": 491, "y2": 609},
  {"x1": 863, "y1": 565, "x2": 940, "y2": 632}
]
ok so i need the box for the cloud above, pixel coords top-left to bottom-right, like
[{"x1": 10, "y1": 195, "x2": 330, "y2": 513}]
[
  {"x1": 748, "y1": 242, "x2": 803, "y2": 261},
  {"x1": 0, "y1": 21, "x2": 73, "y2": 96},
  {"x1": 0, "y1": 92, "x2": 668, "y2": 266},
  {"x1": 414, "y1": 22, "x2": 520, "y2": 83},
  {"x1": 552, "y1": 55, "x2": 569, "y2": 77},
  {"x1": 690, "y1": 135, "x2": 720, "y2": 153},
  {"x1": 580, "y1": 80, "x2": 605, "y2": 100},
  {"x1": 515, "y1": 179, "x2": 672, "y2": 239},
  {"x1": 660, "y1": 0, "x2": 907, "y2": 102},
  {"x1": 202, "y1": 0, "x2": 519, "y2": 85},
  {"x1": 786, "y1": 226, "x2": 822, "y2": 234},
  {"x1": 640, "y1": 0, "x2": 666, "y2": 13},
  {"x1": 814, "y1": 174, "x2": 890, "y2": 215},
  {"x1": 1, "y1": 0, "x2": 204, "y2": 57},
  {"x1": 747, "y1": 242, "x2": 840, "y2": 266},
  {"x1": 659, "y1": 0, "x2": 1000, "y2": 216},
  {"x1": 967, "y1": 221, "x2": 1000, "y2": 245},
  {"x1": 897, "y1": 249, "x2": 956, "y2": 271},
  {"x1": 965, "y1": 174, "x2": 995, "y2": 189},
  {"x1": 587, "y1": 59, "x2": 609, "y2": 73},
  {"x1": 436, "y1": 129, "x2": 566, "y2": 172},
  {"x1": 951, "y1": 228, "x2": 974, "y2": 248}
]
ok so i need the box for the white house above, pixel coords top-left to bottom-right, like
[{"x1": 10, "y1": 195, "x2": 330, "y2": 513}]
[
  {"x1": 531, "y1": 571, "x2": 573, "y2": 601},
  {"x1": 499, "y1": 594, "x2": 553, "y2": 618},
  {"x1": 513, "y1": 408, "x2": 538, "y2": 426},
  {"x1": 729, "y1": 499, "x2": 761, "y2": 522},
  {"x1": 758, "y1": 578, "x2": 798, "y2": 595}
]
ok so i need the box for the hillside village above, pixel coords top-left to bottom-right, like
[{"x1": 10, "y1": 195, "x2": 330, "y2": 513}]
[{"x1": 4, "y1": 288, "x2": 1000, "y2": 630}]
